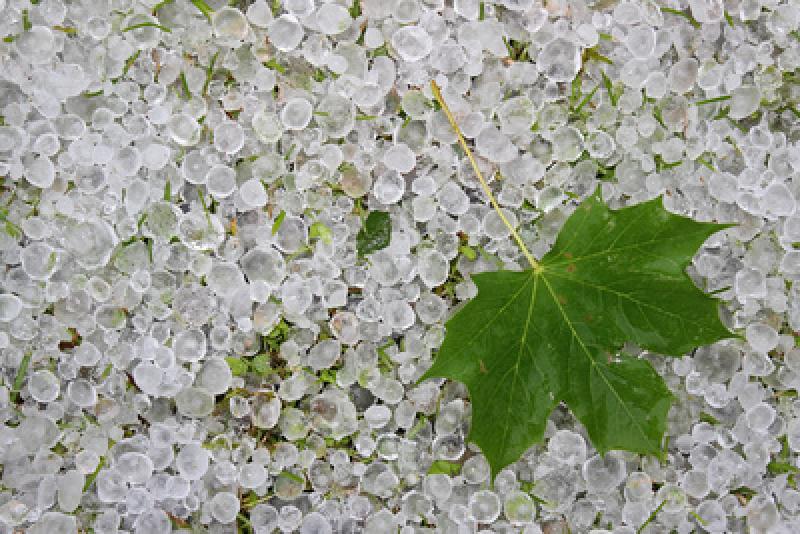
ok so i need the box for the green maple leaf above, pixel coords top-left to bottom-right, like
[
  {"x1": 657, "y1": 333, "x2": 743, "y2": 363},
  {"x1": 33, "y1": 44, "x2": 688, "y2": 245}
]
[{"x1": 420, "y1": 189, "x2": 734, "y2": 476}]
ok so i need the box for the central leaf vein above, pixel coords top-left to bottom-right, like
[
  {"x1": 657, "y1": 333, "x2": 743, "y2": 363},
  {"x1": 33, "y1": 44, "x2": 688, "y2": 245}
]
[
  {"x1": 450, "y1": 276, "x2": 533, "y2": 367},
  {"x1": 547, "y1": 227, "x2": 717, "y2": 267},
  {"x1": 545, "y1": 270, "x2": 687, "y2": 322},
  {"x1": 498, "y1": 275, "x2": 539, "y2": 455},
  {"x1": 540, "y1": 274, "x2": 653, "y2": 446}
]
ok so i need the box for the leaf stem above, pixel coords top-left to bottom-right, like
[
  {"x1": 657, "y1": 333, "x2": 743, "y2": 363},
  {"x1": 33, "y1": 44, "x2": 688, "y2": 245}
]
[
  {"x1": 429, "y1": 80, "x2": 539, "y2": 270},
  {"x1": 694, "y1": 95, "x2": 731, "y2": 106},
  {"x1": 10, "y1": 351, "x2": 31, "y2": 404},
  {"x1": 119, "y1": 50, "x2": 141, "y2": 79},
  {"x1": 202, "y1": 50, "x2": 219, "y2": 97},
  {"x1": 190, "y1": 0, "x2": 214, "y2": 21},
  {"x1": 152, "y1": 0, "x2": 175, "y2": 14},
  {"x1": 636, "y1": 499, "x2": 667, "y2": 534},
  {"x1": 121, "y1": 22, "x2": 172, "y2": 33}
]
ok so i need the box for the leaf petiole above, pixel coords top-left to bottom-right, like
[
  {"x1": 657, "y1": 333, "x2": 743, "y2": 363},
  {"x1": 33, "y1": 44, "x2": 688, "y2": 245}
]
[{"x1": 430, "y1": 81, "x2": 539, "y2": 271}]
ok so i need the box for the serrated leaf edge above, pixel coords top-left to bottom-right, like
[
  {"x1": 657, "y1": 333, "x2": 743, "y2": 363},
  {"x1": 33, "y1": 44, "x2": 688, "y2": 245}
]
[{"x1": 419, "y1": 193, "x2": 735, "y2": 476}]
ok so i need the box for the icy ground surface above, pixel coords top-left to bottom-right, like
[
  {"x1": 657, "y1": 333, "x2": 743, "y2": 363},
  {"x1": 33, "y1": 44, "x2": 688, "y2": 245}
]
[{"x1": 2, "y1": 0, "x2": 800, "y2": 532}]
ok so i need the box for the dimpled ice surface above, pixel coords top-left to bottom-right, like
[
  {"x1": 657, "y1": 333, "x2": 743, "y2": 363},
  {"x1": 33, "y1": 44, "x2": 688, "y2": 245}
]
[
  {"x1": 167, "y1": 113, "x2": 201, "y2": 146},
  {"x1": 280, "y1": 97, "x2": 313, "y2": 130},
  {"x1": 268, "y1": 14, "x2": 304, "y2": 51},
  {"x1": 213, "y1": 7, "x2": 250, "y2": 40},
  {"x1": 391, "y1": 25, "x2": 433, "y2": 62},
  {"x1": 537, "y1": 37, "x2": 581, "y2": 83},
  {"x1": 205, "y1": 164, "x2": 237, "y2": 198},
  {"x1": 315, "y1": 3, "x2": 351, "y2": 35},
  {"x1": 213, "y1": 121, "x2": 245, "y2": 155},
  {"x1": 25, "y1": 155, "x2": 55, "y2": 188}
]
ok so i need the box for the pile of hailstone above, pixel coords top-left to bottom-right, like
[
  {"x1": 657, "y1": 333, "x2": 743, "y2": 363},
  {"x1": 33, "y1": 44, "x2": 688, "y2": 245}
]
[{"x1": 2, "y1": 0, "x2": 800, "y2": 532}]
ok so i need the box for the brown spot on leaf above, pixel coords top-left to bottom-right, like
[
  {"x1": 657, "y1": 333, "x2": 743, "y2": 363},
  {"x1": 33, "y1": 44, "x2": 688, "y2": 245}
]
[
  {"x1": 566, "y1": 263, "x2": 576, "y2": 273},
  {"x1": 563, "y1": 252, "x2": 573, "y2": 259},
  {"x1": 557, "y1": 295, "x2": 567, "y2": 305},
  {"x1": 479, "y1": 360, "x2": 488, "y2": 374}
]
